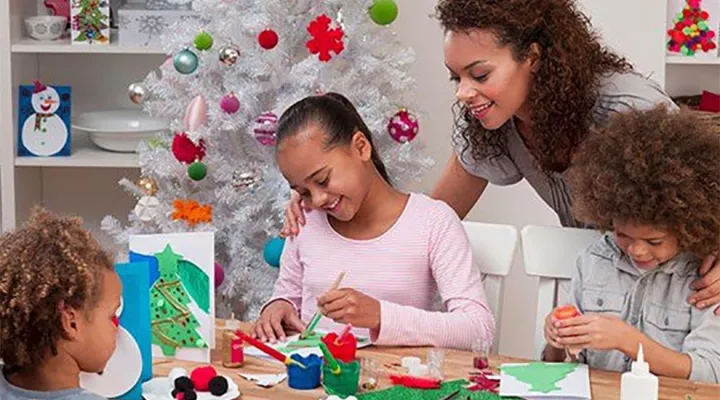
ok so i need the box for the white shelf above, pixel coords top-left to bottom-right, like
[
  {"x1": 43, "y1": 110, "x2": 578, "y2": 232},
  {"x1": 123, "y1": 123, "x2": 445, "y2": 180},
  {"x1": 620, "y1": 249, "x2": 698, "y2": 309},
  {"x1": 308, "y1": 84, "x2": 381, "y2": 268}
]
[
  {"x1": 11, "y1": 30, "x2": 166, "y2": 55},
  {"x1": 15, "y1": 132, "x2": 139, "y2": 168},
  {"x1": 666, "y1": 55, "x2": 720, "y2": 65}
]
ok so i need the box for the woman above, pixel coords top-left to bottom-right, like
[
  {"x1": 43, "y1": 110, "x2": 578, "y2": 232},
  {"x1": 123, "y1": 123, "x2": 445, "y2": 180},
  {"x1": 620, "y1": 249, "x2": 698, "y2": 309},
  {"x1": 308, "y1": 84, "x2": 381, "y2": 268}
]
[{"x1": 282, "y1": 0, "x2": 720, "y2": 313}]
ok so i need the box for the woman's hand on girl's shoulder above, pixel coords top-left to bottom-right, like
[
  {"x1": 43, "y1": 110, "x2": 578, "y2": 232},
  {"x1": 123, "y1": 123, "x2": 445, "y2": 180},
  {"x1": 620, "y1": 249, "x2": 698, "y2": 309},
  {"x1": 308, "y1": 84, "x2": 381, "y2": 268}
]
[
  {"x1": 689, "y1": 251, "x2": 720, "y2": 316},
  {"x1": 281, "y1": 190, "x2": 311, "y2": 238}
]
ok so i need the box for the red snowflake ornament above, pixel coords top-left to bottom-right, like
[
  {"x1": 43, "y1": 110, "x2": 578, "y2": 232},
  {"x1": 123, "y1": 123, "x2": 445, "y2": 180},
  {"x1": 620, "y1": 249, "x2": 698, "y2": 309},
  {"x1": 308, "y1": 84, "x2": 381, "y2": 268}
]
[{"x1": 306, "y1": 14, "x2": 345, "y2": 62}]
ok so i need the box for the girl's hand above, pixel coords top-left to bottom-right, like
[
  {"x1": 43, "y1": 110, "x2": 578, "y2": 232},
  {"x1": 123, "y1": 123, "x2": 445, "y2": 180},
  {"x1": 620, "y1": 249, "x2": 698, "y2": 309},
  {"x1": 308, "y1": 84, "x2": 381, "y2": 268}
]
[
  {"x1": 554, "y1": 314, "x2": 638, "y2": 352},
  {"x1": 280, "y1": 191, "x2": 311, "y2": 238},
  {"x1": 317, "y1": 289, "x2": 381, "y2": 330},
  {"x1": 689, "y1": 252, "x2": 720, "y2": 316},
  {"x1": 251, "y1": 300, "x2": 306, "y2": 343}
]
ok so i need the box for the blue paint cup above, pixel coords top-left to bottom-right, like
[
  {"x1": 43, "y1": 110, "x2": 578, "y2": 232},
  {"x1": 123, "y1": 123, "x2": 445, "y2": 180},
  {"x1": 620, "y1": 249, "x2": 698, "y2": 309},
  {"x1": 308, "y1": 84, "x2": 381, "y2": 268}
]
[{"x1": 287, "y1": 354, "x2": 322, "y2": 390}]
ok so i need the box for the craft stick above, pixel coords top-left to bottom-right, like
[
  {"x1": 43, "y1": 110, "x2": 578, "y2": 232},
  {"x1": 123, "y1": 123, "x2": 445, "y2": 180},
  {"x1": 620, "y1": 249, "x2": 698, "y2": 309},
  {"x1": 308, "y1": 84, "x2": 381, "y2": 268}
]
[
  {"x1": 300, "y1": 271, "x2": 346, "y2": 339},
  {"x1": 319, "y1": 342, "x2": 341, "y2": 375}
]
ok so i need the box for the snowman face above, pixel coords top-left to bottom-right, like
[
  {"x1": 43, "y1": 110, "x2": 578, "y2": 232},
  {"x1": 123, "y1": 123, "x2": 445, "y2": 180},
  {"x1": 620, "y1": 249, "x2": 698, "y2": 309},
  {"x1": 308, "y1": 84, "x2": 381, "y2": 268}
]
[{"x1": 32, "y1": 87, "x2": 61, "y2": 114}]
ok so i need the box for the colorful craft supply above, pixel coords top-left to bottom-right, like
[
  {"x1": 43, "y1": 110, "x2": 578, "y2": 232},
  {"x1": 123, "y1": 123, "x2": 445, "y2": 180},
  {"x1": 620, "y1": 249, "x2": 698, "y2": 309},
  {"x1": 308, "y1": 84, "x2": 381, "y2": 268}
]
[
  {"x1": 336, "y1": 324, "x2": 353, "y2": 345},
  {"x1": 287, "y1": 354, "x2": 322, "y2": 390},
  {"x1": 300, "y1": 271, "x2": 346, "y2": 339},
  {"x1": 190, "y1": 366, "x2": 216, "y2": 391},
  {"x1": 553, "y1": 305, "x2": 580, "y2": 320},
  {"x1": 389, "y1": 374, "x2": 442, "y2": 389},
  {"x1": 322, "y1": 331, "x2": 357, "y2": 363},
  {"x1": 221, "y1": 330, "x2": 244, "y2": 368},
  {"x1": 472, "y1": 339, "x2": 490, "y2": 370},
  {"x1": 323, "y1": 360, "x2": 361, "y2": 397},
  {"x1": 235, "y1": 330, "x2": 305, "y2": 368},
  {"x1": 319, "y1": 342, "x2": 342, "y2": 374}
]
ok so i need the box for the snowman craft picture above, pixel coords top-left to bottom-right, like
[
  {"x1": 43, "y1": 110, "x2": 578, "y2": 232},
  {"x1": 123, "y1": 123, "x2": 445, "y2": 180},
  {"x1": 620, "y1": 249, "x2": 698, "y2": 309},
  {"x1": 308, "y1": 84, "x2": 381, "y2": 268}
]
[{"x1": 18, "y1": 81, "x2": 71, "y2": 157}]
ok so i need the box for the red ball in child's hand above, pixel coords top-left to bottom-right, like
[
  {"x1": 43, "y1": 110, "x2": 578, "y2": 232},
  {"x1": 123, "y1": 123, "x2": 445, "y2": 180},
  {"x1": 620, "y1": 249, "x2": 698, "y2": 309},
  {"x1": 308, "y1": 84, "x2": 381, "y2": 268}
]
[
  {"x1": 553, "y1": 305, "x2": 580, "y2": 320},
  {"x1": 190, "y1": 365, "x2": 217, "y2": 391}
]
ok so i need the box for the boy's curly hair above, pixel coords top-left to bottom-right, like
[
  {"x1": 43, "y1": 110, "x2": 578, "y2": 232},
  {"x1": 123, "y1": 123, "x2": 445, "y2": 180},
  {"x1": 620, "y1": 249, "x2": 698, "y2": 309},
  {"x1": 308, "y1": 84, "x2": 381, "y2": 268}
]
[
  {"x1": 0, "y1": 208, "x2": 114, "y2": 369},
  {"x1": 568, "y1": 105, "x2": 720, "y2": 257},
  {"x1": 436, "y1": 0, "x2": 631, "y2": 173}
]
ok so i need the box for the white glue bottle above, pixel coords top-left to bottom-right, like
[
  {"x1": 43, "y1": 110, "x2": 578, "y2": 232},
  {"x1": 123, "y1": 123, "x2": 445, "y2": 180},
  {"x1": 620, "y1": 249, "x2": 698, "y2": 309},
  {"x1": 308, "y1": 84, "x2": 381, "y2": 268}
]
[{"x1": 620, "y1": 343, "x2": 658, "y2": 400}]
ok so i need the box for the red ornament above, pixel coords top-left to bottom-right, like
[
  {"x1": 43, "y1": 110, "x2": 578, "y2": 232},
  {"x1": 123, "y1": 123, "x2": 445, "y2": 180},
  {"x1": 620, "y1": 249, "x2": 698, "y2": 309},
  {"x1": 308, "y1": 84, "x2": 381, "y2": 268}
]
[
  {"x1": 190, "y1": 365, "x2": 217, "y2": 391},
  {"x1": 701, "y1": 11, "x2": 709, "y2": 19},
  {"x1": 258, "y1": 29, "x2": 279, "y2": 50},
  {"x1": 387, "y1": 109, "x2": 419, "y2": 143},
  {"x1": 306, "y1": 14, "x2": 345, "y2": 62},
  {"x1": 172, "y1": 133, "x2": 206, "y2": 164}
]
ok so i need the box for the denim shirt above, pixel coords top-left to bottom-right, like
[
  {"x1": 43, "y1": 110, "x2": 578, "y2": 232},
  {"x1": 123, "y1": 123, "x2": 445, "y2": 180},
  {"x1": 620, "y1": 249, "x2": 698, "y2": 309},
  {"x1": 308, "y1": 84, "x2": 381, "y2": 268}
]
[{"x1": 568, "y1": 233, "x2": 720, "y2": 383}]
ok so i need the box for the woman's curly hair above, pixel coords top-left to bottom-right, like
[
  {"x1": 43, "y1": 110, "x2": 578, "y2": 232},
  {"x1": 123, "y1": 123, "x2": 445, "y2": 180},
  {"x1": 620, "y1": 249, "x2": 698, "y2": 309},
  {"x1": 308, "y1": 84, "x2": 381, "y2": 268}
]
[
  {"x1": 436, "y1": 0, "x2": 632, "y2": 173},
  {"x1": 0, "y1": 208, "x2": 114, "y2": 369},
  {"x1": 568, "y1": 105, "x2": 720, "y2": 257}
]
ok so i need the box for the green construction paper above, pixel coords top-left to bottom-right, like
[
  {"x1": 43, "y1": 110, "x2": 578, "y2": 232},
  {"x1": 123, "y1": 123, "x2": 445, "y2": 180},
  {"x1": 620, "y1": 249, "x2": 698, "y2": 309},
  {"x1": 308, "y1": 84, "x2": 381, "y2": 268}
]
[
  {"x1": 178, "y1": 260, "x2": 210, "y2": 313},
  {"x1": 155, "y1": 244, "x2": 183, "y2": 276},
  {"x1": 501, "y1": 362, "x2": 578, "y2": 394},
  {"x1": 277, "y1": 332, "x2": 323, "y2": 353},
  {"x1": 356, "y1": 379, "x2": 518, "y2": 400},
  {"x1": 150, "y1": 254, "x2": 207, "y2": 357}
]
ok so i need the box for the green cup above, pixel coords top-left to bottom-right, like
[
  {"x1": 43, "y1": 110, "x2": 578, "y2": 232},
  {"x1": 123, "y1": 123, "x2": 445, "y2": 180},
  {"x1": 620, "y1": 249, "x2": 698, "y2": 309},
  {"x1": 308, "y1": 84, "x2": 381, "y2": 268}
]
[{"x1": 323, "y1": 360, "x2": 360, "y2": 397}]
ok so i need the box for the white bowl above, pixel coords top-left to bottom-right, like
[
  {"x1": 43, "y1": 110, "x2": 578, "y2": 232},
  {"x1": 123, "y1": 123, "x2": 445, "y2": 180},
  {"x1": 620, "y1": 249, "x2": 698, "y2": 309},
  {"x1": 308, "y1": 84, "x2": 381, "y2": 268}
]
[
  {"x1": 72, "y1": 110, "x2": 170, "y2": 153},
  {"x1": 25, "y1": 16, "x2": 67, "y2": 41}
]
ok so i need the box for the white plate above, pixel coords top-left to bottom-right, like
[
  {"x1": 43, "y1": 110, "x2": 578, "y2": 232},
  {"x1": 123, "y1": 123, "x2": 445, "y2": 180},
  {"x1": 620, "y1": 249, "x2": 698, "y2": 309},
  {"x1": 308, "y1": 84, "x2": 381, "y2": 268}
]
[
  {"x1": 72, "y1": 110, "x2": 169, "y2": 153},
  {"x1": 142, "y1": 374, "x2": 240, "y2": 400},
  {"x1": 79, "y1": 327, "x2": 143, "y2": 397}
]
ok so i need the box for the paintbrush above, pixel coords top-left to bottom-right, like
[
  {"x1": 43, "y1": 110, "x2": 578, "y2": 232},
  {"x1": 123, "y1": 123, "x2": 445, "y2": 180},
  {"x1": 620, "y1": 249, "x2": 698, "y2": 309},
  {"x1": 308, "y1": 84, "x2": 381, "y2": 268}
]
[{"x1": 300, "y1": 271, "x2": 346, "y2": 339}]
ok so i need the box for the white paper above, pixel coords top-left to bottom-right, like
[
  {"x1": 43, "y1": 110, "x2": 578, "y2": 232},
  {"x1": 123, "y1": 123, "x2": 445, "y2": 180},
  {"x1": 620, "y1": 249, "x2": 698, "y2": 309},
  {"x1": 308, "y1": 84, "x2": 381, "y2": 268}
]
[
  {"x1": 79, "y1": 327, "x2": 142, "y2": 397},
  {"x1": 243, "y1": 329, "x2": 371, "y2": 362},
  {"x1": 238, "y1": 373, "x2": 288, "y2": 388},
  {"x1": 499, "y1": 362, "x2": 591, "y2": 399},
  {"x1": 129, "y1": 232, "x2": 215, "y2": 363}
]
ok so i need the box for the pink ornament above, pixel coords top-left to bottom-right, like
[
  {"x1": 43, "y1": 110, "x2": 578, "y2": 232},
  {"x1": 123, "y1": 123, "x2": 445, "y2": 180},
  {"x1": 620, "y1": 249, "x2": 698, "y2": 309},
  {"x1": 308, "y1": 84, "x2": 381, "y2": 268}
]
[
  {"x1": 184, "y1": 95, "x2": 208, "y2": 131},
  {"x1": 253, "y1": 111, "x2": 278, "y2": 146},
  {"x1": 214, "y1": 261, "x2": 225, "y2": 288},
  {"x1": 220, "y1": 93, "x2": 240, "y2": 114},
  {"x1": 387, "y1": 109, "x2": 419, "y2": 143}
]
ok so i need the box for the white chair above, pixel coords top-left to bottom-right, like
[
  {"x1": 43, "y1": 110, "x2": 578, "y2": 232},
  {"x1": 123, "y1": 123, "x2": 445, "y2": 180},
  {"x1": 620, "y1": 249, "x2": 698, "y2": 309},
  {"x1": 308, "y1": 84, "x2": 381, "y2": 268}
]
[
  {"x1": 520, "y1": 225, "x2": 603, "y2": 357},
  {"x1": 462, "y1": 221, "x2": 518, "y2": 351}
]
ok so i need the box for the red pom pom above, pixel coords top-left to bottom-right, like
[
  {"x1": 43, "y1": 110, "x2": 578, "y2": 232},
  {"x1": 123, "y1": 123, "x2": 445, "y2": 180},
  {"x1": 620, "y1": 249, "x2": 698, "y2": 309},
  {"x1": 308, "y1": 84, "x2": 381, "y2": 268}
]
[
  {"x1": 701, "y1": 11, "x2": 709, "y2": 20},
  {"x1": 675, "y1": 22, "x2": 684, "y2": 30},
  {"x1": 683, "y1": 9, "x2": 691, "y2": 17},
  {"x1": 172, "y1": 133, "x2": 206, "y2": 164},
  {"x1": 190, "y1": 366, "x2": 217, "y2": 392},
  {"x1": 258, "y1": 29, "x2": 279, "y2": 50},
  {"x1": 672, "y1": 31, "x2": 686, "y2": 43}
]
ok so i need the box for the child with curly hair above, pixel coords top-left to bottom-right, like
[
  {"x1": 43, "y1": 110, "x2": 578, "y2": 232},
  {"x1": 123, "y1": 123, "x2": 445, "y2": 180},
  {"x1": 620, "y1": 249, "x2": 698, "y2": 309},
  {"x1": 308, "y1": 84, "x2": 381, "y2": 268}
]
[
  {"x1": 543, "y1": 106, "x2": 720, "y2": 383},
  {"x1": 0, "y1": 208, "x2": 122, "y2": 399}
]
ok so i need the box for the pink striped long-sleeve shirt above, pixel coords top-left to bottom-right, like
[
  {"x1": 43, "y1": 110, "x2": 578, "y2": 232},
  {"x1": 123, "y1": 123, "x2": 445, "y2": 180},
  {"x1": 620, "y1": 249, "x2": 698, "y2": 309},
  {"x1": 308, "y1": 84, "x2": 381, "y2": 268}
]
[{"x1": 266, "y1": 193, "x2": 495, "y2": 350}]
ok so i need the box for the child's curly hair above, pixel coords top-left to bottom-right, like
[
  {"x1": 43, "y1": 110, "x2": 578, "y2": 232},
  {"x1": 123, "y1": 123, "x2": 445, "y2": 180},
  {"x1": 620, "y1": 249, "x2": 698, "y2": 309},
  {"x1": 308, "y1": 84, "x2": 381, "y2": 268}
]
[
  {"x1": 435, "y1": 0, "x2": 631, "y2": 173},
  {"x1": 0, "y1": 208, "x2": 114, "y2": 369},
  {"x1": 568, "y1": 105, "x2": 720, "y2": 257}
]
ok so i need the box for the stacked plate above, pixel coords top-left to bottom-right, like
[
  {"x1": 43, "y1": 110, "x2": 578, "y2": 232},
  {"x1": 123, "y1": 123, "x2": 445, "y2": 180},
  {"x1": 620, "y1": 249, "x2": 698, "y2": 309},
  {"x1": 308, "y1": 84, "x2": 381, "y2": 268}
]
[{"x1": 73, "y1": 110, "x2": 169, "y2": 153}]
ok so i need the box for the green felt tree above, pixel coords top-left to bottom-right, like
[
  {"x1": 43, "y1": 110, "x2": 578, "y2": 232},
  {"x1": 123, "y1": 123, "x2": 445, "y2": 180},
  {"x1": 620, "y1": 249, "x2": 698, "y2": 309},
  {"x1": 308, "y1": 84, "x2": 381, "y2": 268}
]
[
  {"x1": 72, "y1": 0, "x2": 109, "y2": 44},
  {"x1": 150, "y1": 244, "x2": 209, "y2": 357},
  {"x1": 502, "y1": 362, "x2": 579, "y2": 393}
]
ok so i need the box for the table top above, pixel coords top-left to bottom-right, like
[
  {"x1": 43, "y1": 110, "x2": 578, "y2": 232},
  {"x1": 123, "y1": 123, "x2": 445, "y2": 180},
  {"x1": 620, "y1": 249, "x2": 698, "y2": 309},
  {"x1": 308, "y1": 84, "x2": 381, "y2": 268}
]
[{"x1": 151, "y1": 321, "x2": 720, "y2": 400}]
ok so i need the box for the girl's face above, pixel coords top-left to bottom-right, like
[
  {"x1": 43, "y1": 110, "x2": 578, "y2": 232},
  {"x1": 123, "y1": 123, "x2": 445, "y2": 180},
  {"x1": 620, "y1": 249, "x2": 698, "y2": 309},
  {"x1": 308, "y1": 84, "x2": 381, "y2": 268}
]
[
  {"x1": 276, "y1": 125, "x2": 375, "y2": 222},
  {"x1": 614, "y1": 221, "x2": 680, "y2": 270},
  {"x1": 443, "y1": 29, "x2": 537, "y2": 129}
]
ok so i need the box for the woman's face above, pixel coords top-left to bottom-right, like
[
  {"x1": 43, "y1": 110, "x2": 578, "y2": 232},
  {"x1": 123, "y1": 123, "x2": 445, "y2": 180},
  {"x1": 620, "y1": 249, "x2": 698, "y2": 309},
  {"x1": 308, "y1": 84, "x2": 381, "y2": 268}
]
[{"x1": 443, "y1": 29, "x2": 537, "y2": 130}]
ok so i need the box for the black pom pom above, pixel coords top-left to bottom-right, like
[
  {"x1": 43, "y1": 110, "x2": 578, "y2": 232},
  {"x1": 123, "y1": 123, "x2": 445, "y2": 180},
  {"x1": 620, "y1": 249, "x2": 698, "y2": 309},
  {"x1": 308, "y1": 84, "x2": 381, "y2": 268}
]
[
  {"x1": 183, "y1": 390, "x2": 198, "y2": 400},
  {"x1": 209, "y1": 376, "x2": 229, "y2": 396},
  {"x1": 174, "y1": 376, "x2": 194, "y2": 391}
]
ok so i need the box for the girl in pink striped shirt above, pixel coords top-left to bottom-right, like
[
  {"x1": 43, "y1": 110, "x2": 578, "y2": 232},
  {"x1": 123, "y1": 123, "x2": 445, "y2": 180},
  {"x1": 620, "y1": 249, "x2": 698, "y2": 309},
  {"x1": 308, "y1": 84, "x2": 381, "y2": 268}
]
[{"x1": 252, "y1": 93, "x2": 495, "y2": 350}]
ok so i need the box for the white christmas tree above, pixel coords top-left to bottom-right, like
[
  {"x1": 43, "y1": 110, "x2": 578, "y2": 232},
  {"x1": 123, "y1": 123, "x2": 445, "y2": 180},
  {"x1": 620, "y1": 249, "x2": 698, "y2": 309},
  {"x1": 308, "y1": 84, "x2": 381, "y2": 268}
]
[{"x1": 103, "y1": 0, "x2": 432, "y2": 320}]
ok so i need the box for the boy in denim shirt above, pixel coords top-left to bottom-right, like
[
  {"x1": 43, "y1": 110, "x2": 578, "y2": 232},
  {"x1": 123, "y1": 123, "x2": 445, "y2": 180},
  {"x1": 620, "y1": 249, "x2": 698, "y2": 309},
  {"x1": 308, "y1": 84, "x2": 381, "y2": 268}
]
[{"x1": 543, "y1": 106, "x2": 720, "y2": 383}]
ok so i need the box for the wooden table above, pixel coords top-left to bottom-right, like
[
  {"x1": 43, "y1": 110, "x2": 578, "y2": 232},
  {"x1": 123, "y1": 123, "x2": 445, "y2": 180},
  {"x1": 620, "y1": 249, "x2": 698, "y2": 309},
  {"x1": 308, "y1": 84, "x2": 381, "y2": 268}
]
[{"x1": 153, "y1": 322, "x2": 720, "y2": 400}]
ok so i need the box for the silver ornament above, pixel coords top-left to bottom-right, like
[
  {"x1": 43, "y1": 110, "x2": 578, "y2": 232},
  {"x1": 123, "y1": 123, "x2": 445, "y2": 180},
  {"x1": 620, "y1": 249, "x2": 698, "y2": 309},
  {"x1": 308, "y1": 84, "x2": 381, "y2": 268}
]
[
  {"x1": 231, "y1": 170, "x2": 259, "y2": 189},
  {"x1": 219, "y1": 46, "x2": 240, "y2": 66},
  {"x1": 128, "y1": 83, "x2": 147, "y2": 104}
]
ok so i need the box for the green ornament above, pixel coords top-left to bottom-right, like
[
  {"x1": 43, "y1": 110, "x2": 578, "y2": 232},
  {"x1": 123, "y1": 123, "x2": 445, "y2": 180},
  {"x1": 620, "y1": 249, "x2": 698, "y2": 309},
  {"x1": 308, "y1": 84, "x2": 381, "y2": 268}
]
[
  {"x1": 369, "y1": 0, "x2": 398, "y2": 26},
  {"x1": 188, "y1": 162, "x2": 207, "y2": 181},
  {"x1": 194, "y1": 31, "x2": 213, "y2": 51}
]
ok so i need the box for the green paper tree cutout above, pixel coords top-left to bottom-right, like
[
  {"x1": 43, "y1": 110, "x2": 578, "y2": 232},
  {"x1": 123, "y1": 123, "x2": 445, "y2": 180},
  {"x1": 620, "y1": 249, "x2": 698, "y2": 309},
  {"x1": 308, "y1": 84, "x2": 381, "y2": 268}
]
[
  {"x1": 72, "y1": 0, "x2": 109, "y2": 44},
  {"x1": 150, "y1": 244, "x2": 209, "y2": 357},
  {"x1": 502, "y1": 362, "x2": 579, "y2": 393}
]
